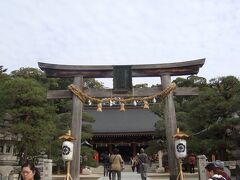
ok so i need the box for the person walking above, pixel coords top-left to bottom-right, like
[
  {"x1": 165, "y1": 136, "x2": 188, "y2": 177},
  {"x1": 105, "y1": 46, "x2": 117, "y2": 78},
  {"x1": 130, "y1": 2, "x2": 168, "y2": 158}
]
[
  {"x1": 101, "y1": 151, "x2": 110, "y2": 177},
  {"x1": 214, "y1": 160, "x2": 231, "y2": 180},
  {"x1": 137, "y1": 148, "x2": 148, "y2": 180},
  {"x1": 136, "y1": 153, "x2": 140, "y2": 173},
  {"x1": 109, "y1": 148, "x2": 124, "y2": 180},
  {"x1": 130, "y1": 156, "x2": 136, "y2": 172},
  {"x1": 188, "y1": 153, "x2": 196, "y2": 173},
  {"x1": 205, "y1": 163, "x2": 226, "y2": 180}
]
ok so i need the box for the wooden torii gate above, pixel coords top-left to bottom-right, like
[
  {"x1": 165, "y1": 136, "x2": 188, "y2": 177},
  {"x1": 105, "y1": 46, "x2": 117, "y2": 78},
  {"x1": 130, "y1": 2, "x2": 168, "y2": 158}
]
[{"x1": 38, "y1": 58, "x2": 205, "y2": 180}]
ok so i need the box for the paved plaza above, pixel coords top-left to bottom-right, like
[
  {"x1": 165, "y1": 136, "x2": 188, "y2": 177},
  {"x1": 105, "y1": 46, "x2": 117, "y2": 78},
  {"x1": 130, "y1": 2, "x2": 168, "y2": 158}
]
[
  {"x1": 98, "y1": 172, "x2": 151, "y2": 180},
  {"x1": 97, "y1": 172, "x2": 199, "y2": 180}
]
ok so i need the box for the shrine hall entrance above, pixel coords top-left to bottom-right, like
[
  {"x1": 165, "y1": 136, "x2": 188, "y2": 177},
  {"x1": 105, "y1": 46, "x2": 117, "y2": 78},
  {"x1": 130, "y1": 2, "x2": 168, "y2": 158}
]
[
  {"x1": 96, "y1": 146, "x2": 128, "y2": 162},
  {"x1": 85, "y1": 108, "x2": 158, "y2": 162},
  {"x1": 96, "y1": 144, "x2": 148, "y2": 162}
]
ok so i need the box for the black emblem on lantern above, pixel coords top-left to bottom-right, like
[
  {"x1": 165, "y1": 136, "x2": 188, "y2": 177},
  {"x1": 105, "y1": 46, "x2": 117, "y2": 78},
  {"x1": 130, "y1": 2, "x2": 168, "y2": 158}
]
[
  {"x1": 62, "y1": 145, "x2": 71, "y2": 155},
  {"x1": 176, "y1": 143, "x2": 185, "y2": 153}
]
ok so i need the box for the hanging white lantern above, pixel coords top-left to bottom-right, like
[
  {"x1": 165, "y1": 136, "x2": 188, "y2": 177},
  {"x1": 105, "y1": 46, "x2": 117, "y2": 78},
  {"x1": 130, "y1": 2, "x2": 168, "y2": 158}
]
[
  {"x1": 175, "y1": 139, "x2": 187, "y2": 159},
  {"x1": 109, "y1": 100, "x2": 113, "y2": 106},
  {"x1": 153, "y1": 97, "x2": 156, "y2": 103},
  {"x1": 88, "y1": 100, "x2": 92, "y2": 106},
  {"x1": 133, "y1": 100, "x2": 137, "y2": 106},
  {"x1": 62, "y1": 141, "x2": 74, "y2": 161}
]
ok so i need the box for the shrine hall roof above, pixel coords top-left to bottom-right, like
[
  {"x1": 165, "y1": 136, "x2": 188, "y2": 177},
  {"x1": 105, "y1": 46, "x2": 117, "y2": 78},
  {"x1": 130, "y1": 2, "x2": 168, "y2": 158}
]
[{"x1": 84, "y1": 108, "x2": 159, "y2": 136}]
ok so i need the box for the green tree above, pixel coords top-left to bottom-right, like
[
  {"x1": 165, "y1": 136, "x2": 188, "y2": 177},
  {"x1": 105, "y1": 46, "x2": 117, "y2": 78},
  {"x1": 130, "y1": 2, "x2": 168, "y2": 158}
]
[
  {"x1": 178, "y1": 76, "x2": 240, "y2": 159},
  {"x1": 11, "y1": 67, "x2": 58, "y2": 89},
  {"x1": 133, "y1": 83, "x2": 148, "y2": 88},
  {"x1": 0, "y1": 77, "x2": 56, "y2": 164},
  {"x1": 0, "y1": 66, "x2": 10, "y2": 120},
  {"x1": 150, "y1": 75, "x2": 240, "y2": 160},
  {"x1": 0, "y1": 65, "x2": 9, "y2": 81},
  {"x1": 9, "y1": 68, "x2": 98, "y2": 159},
  {"x1": 173, "y1": 76, "x2": 207, "y2": 91},
  {"x1": 145, "y1": 100, "x2": 166, "y2": 155}
]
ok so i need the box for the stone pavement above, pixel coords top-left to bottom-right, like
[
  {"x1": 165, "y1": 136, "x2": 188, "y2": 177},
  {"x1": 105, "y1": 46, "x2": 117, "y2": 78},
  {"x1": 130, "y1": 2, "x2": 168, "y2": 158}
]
[
  {"x1": 98, "y1": 172, "x2": 151, "y2": 180},
  {"x1": 52, "y1": 171, "x2": 199, "y2": 180},
  {"x1": 97, "y1": 171, "x2": 199, "y2": 180}
]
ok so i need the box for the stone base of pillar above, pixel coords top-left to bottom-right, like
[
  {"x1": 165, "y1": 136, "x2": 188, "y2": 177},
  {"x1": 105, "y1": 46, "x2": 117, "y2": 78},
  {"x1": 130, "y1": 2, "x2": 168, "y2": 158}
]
[
  {"x1": 169, "y1": 175, "x2": 178, "y2": 180},
  {"x1": 156, "y1": 167, "x2": 165, "y2": 173},
  {"x1": 82, "y1": 167, "x2": 92, "y2": 175}
]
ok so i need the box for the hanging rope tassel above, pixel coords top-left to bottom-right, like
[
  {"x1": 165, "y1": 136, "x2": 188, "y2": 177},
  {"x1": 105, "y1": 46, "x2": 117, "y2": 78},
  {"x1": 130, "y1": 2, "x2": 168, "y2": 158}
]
[
  {"x1": 143, "y1": 100, "x2": 149, "y2": 109},
  {"x1": 120, "y1": 103, "x2": 125, "y2": 112},
  {"x1": 97, "y1": 103, "x2": 102, "y2": 112},
  {"x1": 68, "y1": 83, "x2": 176, "y2": 111}
]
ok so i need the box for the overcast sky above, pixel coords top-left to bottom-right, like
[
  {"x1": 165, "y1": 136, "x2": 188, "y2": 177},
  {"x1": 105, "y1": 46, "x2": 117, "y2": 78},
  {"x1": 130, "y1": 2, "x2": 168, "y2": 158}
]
[{"x1": 1, "y1": 0, "x2": 240, "y2": 87}]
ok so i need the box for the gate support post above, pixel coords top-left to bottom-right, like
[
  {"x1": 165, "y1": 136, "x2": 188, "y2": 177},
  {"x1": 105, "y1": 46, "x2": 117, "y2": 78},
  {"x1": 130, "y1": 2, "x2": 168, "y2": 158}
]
[
  {"x1": 161, "y1": 75, "x2": 178, "y2": 180},
  {"x1": 71, "y1": 76, "x2": 83, "y2": 180}
]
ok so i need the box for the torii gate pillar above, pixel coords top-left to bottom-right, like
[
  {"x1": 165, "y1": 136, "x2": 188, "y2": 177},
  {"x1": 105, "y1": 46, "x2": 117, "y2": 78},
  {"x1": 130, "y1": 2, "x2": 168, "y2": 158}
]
[
  {"x1": 71, "y1": 76, "x2": 83, "y2": 180},
  {"x1": 161, "y1": 75, "x2": 178, "y2": 180}
]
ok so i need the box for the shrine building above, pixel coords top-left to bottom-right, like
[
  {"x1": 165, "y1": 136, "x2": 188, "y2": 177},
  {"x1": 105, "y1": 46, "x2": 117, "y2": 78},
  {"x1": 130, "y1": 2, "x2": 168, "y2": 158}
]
[{"x1": 85, "y1": 107, "x2": 159, "y2": 161}]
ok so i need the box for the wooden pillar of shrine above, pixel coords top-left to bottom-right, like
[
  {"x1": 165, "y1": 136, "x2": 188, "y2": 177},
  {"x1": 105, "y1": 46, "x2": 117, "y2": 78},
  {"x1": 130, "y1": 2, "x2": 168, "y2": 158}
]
[
  {"x1": 161, "y1": 75, "x2": 178, "y2": 180},
  {"x1": 132, "y1": 143, "x2": 137, "y2": 156},
  {"x1": 108, "y1": 144, "x2": 113, "y2": 154},
  {"x1": 71, "y1": 76, "x2": 83, "y2": 180}
]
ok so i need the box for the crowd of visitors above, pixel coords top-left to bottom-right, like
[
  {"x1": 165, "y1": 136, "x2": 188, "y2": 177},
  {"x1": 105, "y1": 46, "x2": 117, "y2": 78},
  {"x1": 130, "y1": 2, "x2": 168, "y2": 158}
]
[
  {"x1": 99, "y1": 149, "x2": 232, "y2": 180},
  {"x1": 19, "y1": 148, "x2": 233, "y2": 180},
  {"x1": 100, "y1": 148, "x2": 149, "y2": 180}
]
